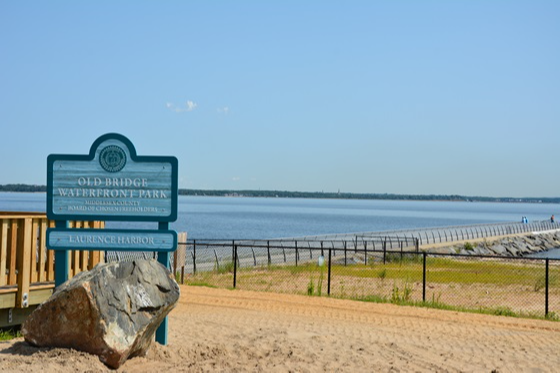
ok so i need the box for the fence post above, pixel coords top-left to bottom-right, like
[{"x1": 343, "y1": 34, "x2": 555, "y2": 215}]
[
  {"x1": 327, "y1": 247, "x2": 332, "y2": 296},
  {"x1": 193, "y1": 240, "x2": 197, "y2": 275},
  {"x1": 295, "y1": 241, "x2": 299, "y2": 266},
  {"x1": 422, "y1": 252, "x2": 427, "y2": 302},
  {"x1": 232, "y1": 240, "x2": 235, "y2": 262},
  {"x1": 415, "y1": 238, "x2": 419, "y2": 253},
  {"x1": 267, "y1": 240, "x2": 271, "y2": 266},
  {"x1": 233, "y1": 245, "x2": 237, "y2": 288},
  {"x1": 344, "y1": 241, "x2": 347, "y2": 266},
  {"x1": 213, "y1": 249, "x2": 220, "y2": 271},
  {"x1": 546, "y1": 258, "x2": 549, "y2": 317},
  {"x1": 54, "y1": 220, "x2": 70, "y2": 288},
  {"x1": 364, "y1": 241, "x2": 368, "y2": 265},
  {"x1": 383, "y1": 241, "x2": 386, "y2": 264}
]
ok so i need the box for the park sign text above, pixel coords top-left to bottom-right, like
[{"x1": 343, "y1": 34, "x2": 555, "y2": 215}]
[{"x1": 47, "y1": 133, "x2": 178, "y2": 222}]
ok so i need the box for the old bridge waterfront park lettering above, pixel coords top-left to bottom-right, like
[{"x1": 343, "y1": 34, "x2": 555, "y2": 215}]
[{"x1": 46, "y1": 133, "x2": 179, "y2": 345}]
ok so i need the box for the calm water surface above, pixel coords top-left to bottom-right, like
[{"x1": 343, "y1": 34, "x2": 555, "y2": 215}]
[{"x1": 1, "y1": 192, "x2": 558, "y2": 240}]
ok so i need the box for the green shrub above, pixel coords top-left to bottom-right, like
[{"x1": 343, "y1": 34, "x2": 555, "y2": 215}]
[
  {"x1": 390, "y1": 280, "x2": 413, "y2": 304},
  {"x1": 546, "y1": 312, "x2": 560, "y2": 321},
  {"x1": 307, "y1": 276, "x2": 315, "y2": 296},
  {"x1": 378, "y1": 268, "x2": 387, "y2": 280}
]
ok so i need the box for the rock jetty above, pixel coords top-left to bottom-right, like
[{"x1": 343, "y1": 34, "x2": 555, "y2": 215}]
[{"x1": 428, "y1": 230, "x2": 560, "y2": 257}]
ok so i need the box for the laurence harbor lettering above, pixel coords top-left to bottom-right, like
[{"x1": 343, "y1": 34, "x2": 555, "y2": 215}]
[{"x1": 68, "y1": 234, "x2": 155, "y2": 245}]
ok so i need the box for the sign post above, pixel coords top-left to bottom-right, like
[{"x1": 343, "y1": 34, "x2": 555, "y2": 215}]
[{"x1": 46, "y1": 133, "x2": 179, "y2": 345}]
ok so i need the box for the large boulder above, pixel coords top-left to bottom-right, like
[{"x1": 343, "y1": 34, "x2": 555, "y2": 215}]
[{"x1": 22, "y1": 259, "x2": 180, "y2": 369}]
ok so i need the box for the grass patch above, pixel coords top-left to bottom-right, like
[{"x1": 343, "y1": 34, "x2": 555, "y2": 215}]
[
  {"x1": 534, "y1": 274, "x2": 558, "y2": 292},
  {"x1": 183, "y1": 255, "x2": 559, "y2": 321},
  {"x1": 354, "y1": 294, "x2": 557, "y2": 321},
  {"x1": 0, "y1": 328, "x2": 21, "y2": 341},
  {"x1": 390, "y1": 279, "x2": 413, "y2": 304},
  {"x1": 215, "y1": 261, "x2": 235, "y2": 274},
  {"x1": 186, "y1": 282, "x2": 218, "y2": 288}
]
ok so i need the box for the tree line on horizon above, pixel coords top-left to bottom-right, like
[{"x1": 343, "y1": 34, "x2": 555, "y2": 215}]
[{"x1": 1, "y1": 184, "x2": 558, "y2": 204}]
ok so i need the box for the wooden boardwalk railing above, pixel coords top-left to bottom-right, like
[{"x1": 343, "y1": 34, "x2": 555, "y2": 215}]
[{"x1": 0, "y1": 212, "x2": 104, "y2": 327}]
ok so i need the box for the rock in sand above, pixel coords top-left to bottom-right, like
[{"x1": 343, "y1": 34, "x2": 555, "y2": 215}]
[{"x1": 22, "y1": 259, "x2": 180, "y2": 369}]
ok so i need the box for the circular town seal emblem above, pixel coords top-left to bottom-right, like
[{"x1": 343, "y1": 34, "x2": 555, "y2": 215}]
[{"x1": 99, "y1": 145, "x2": 127, "y2": 173}]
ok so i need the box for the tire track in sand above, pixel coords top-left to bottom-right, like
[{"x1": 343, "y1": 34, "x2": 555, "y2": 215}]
[{"x1": 170, "y1": 285, "x2": 560, "y2": 372}]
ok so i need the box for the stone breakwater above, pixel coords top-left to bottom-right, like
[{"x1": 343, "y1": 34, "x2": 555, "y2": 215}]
[{"x1": 428, "y1": 230, "x2": 560, "y2": 257}]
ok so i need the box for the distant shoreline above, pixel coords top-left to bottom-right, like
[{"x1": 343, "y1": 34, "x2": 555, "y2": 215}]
[{"x1": 1, "y1": 184, "x2": 558, "y2": 204}]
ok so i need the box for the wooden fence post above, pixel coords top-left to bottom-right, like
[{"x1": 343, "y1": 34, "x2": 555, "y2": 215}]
[
  {"x1": 16, "y1": 218, "x2": 32, "y2": 308},
  {"x1": 0, "y1": 219, "x2": 8, "y2": 286}
]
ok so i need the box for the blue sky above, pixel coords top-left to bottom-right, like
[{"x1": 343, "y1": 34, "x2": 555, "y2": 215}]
[{"x1": 1, "y1": 1, "x2": 559, "y2": 197}]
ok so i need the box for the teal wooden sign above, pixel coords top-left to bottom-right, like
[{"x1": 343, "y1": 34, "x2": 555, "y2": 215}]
[
  {"x1": 47, "y1": 229, "x2": 177, "y2": 252},
  {"x1": 46, "y1": 133, "x2": 178, "y2": 346},
  {"x1": 47, "y1": 133, "x2": 178, "y2": 222}
]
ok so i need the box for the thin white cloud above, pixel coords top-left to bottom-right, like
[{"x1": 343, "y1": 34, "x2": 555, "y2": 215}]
[
  {"x1": 217, "y1": 106, "x2": 229, "y2": 114},
  {"x1": 186, "y1": 100, "x2": 197, "y2": 111},
  {"x1": 166, "y1": 100, "x2": 198, "y2": 113},
  {"x1": 232, "y1": 177, "x2": 240, "y2": 181}
]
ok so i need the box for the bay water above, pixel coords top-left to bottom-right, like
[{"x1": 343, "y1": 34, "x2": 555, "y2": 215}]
[{"x1": 1, "y1": 192, "x2": 558, "y2": 241}]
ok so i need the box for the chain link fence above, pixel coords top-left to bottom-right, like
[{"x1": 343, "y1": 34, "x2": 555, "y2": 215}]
[{"x1": 179, "y1": 240, "x2": 560, "y2": 319}]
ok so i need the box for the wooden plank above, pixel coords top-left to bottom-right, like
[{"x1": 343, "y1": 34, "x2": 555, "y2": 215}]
[
  {"x1": 0, "y1": 283, "x2": 54, "y2": 294},
  {"x1": 177, "y1": 232, "x2": 187, "y2": 268},
  {"x1": 81, "y1": 222, "x2": 89, "y2": 272},
  {"x1": 29, "y1": 288, "x2": 54, "y2": 306},
  {"x1": 73, "y1": 221, "x2": 82, "y2": 276},
  {"x1": 8, "y1": 220, "x2": 17, "y2": 285},
  {"x1": 31, "y1": 219, "x2": 39, "y2": 284},
  {"x1": 89, "y1": 221, "x2": 101, "y2": 269},
  {"x1": 16, "y1": 218, "x2": 32, "y2": 308},
  {"x1": 47, "y1": 220, "x2": 55, "y2": 281},
  {"x1": 0, "y1": 307, "x2": 35, "y2": 328},
  {"x1": 0, "y1": 220, "x2": 8, "y2": 286},
  {"x1": 0, "y1": 292, "x2": 16, "y2": 309},
  {"x1": 38, "y1": 219, "x2": 47, "y2": 282}
]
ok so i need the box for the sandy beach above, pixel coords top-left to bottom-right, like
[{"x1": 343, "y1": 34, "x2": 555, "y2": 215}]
[{"x1": 1, "y1": 285, "x2": 560, "y2": 372}]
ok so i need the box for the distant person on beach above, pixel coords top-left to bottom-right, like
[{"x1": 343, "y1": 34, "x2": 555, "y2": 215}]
[{"x1": 552, "y1": 215, "x2": 555, "y2": 223}]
